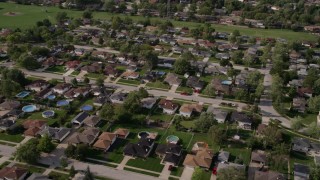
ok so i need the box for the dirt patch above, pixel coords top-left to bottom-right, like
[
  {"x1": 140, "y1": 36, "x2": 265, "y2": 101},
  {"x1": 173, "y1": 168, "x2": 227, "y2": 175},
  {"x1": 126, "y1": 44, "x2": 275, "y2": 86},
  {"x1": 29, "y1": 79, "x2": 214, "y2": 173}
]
[{"x1": 3, "y1": 12, "x2": 22, "y2": 16}]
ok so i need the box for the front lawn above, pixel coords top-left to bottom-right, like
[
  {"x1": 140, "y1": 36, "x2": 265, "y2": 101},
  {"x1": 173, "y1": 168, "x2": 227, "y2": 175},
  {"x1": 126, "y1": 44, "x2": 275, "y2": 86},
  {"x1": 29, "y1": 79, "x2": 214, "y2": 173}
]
[
  {"x1": 85, "y1": 73, "x2": 105, "y2": 79},
  {"x1": 149, "y1": 108, "x2": 174, "y2": 122},
  {"x1": 175, "y1": 86, "x2": 193, "y2": 94},
  {"x1": 45, "y1": 66, "x2": 66, "y2": 74},
  {"x1": 126, "y1": 156, "x2": 164, "y2": 173},
  {"x1": 0, "y1": 133, "x2": 24, "y2": 143},
  {"x1": 124, "y1": 167, "x2": 159, "y2": 177},
  {"x1": 117, "y1": 79, "x2": 140, "y2": 86},
  {"x1": 19, "y1": 109, "x2": 68, "y2": 126},
  {"x1": 146, "y1": 81, "x2": 170, "y2": 90},
  {"x1": 170, "y1": 166, "x2": 184, "y2": 177},
  {"x1": 48, "y1": 171, "x2": 69, "y2": 180},
  {"x1": 223, "y1": 144, "x2": 251, "y2": 165}
]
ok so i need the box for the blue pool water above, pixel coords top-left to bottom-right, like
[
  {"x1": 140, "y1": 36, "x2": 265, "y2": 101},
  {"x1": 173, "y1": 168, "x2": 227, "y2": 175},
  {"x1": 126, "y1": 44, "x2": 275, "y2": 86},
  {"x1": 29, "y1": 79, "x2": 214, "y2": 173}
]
[
  {"x1": 57, "y1": 100, "x2": 69, "y2": 107},
  {"x1": 42, "y1": 110, "x2": 55, "y2": 118},
  {"x1": 221, "y1": 80, "x2": 232, "y2": 85},
  {"x1": 16, "y1": 91, "x2": 30, "y2": 98},
  {"x1": 166, "y1": 135, "x2": 179, "y2": 144},
  {"x1": 22, "y1": 105, "x2": 37, "y2": 113},
  {"x1": 47, "y1": 95, "x2": 56, "y2": 100},
  {"x1": 80, "y1": 105, "x2": 93, "y2": 111}
]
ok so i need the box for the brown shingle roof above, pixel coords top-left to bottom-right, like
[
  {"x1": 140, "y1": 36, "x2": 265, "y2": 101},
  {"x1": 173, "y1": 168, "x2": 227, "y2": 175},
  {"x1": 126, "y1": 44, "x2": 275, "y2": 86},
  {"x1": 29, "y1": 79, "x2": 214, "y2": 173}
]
[
  {"x1": 179, "y1": 103, "x2": 203, "y2": 114},
  {"x1": 98, "y1": 132, "x2": 117, "y2": 141},
  {"x1": 22, "y1": 120, "x2": 47, "y2": 129},
  {"x1": 93, "y1": 139, "x2": 112, "y2": 150},
  {"x1": 0, "y1": 166, "x2": 27, "y2": 180}
]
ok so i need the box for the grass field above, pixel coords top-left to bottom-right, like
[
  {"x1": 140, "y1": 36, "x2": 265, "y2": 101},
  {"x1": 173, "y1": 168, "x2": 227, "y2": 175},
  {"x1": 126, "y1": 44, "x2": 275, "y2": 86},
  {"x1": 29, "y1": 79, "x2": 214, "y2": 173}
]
[
  {"x1": 0, "y1": 133, "x2": 24, "y2": 143},
  {"x1": 0, "y1": 2, "x2": 317, "y2": 41}
]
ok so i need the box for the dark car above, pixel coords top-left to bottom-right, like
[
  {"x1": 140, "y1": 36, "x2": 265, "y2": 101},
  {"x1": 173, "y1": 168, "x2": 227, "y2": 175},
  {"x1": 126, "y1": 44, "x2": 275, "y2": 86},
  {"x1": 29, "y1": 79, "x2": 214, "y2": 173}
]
[{"x1": 168, "y1": 165, "x2": 174, "y2": 171}]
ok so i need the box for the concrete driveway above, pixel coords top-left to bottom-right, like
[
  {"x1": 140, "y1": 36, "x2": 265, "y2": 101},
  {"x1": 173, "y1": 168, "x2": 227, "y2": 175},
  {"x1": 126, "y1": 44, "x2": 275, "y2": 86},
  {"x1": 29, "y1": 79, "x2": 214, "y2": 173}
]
[
  {"x1": 159, "y1": 163, "x2": 171, "y2": 179},
  {"x1": 180, "y1": 167, "x2": 194, "y2": 180},
  {"x1": 0, "y1": 144, "x2": 15, "y2": 157}
]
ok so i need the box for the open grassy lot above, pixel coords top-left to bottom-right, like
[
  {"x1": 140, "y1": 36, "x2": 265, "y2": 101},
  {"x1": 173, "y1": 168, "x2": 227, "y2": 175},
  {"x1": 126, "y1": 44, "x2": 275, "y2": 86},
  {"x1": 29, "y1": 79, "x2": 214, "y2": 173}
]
[
  {"x1": 0, "y1": 2, "x2": 317, "y2": 42},
  {"x1": 148, "y1": 108, "x2": 174, "y2": 122},
  {"x1": 19, "y1": 109, "x2": 68, "y2": 126},
  {"x1": 0, "y1": 133, "x2": 24, "y2": 143}
]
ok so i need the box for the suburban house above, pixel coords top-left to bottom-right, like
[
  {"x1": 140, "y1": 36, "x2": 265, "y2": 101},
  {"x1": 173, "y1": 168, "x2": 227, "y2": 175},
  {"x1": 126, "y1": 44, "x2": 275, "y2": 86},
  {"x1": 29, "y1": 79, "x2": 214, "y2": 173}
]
[
  {"x1": 297, "y1": 87, "x2": 313, "y2": 98},
  {"x1": 104, "y1": 65, "x2": 120, "y2": 78},
  {"x1": 0, "y1": 166, "x2": 28, "y2": 180},
  {"x1": 93, "y1": 96, "x2": 108, "y2": 107},
  {"x1": 38, "y1": 126, "x2": 71, "y2": 142},
  {"x1": 210, "y1": 78, "x2": 232, "y2": 95},
  {"x1": 158, "y1": 99, "x2": 179, "y2": 115},
  {"x1": 93, "y1": 132, "x2": 117, "y2": 151},
  {"x1": 71, "y1": 112, "x2": 90, "y2": 126},
  {"x1": 216, "y1": 162, "x2": 245, "y2": 174},
  {"x1": 141, "y1": 97, "x2": 158, "y2": 109},
  {"x1": 122, "y1": 71, "x2": 140, "y2": 80},
  {"x1": 0, "y1": 119, "x2": 16, "y2": 131},
  {"x1": 183, "y1": 148, "x2": 214, "y2": 169},
  {"x1": 230, "y1": 111, "x2": 252, "y2": 130},
  {"x1": 186, "y1": 76, "x2": 204, "y2": 92},
  {"x1": 217, "y1": 151, "x2": 230, "y2": 162},
  {"x1": 114, "y1": 128, "x2": 130, "y2": 139},
  {"x1": 179, "y1": 103, "x2": 203, "y2": 117},
  {"x1": 83, "y1": 115, "x2": 101, "y2": 127},
  {"x1": 67, "y1": 127, "x2": 100, "y2": 145},
  {"x1": 0, "y1": 101, "x2": 20, "y2": 111},
  {"x1": 156, "y1": 143, "x2": 183, "y2": 166},
  {"x1": 251, "y1": 150, "x2": 268, "y2": 165},
  {"x1": 25, "y1": 80, "x2": 50, "y2": 92},
  {"x1": 206, "y1": 107, "x2": 228, "y2": 123},
  {"x1": 110, "y1": 92, "x2": 128, "y2": 104},
  {"x1": 292, "y1": 97, "x2": 307, "y2": 113},
  {"x1": 292, "y1": 137, "x2": 320, "y2": 154},
  {"x1": 35, "y1": 88, "x2": 53, "y2": 100},
  {"x1": 53, "y1": 83, "x2": 72, "y2": 95},
  {"x1": 64, "y1": 87, "x2": 91, "y2": 99},
  {"x1": 81, "y1": 62, "x2": 102, "y2": 73},
  {"x1": 65, "y1": 60, "x2": 81, "y2": 70},
  {"x1": 294, "y1": 163, "x2": 310, "y2": 180},
  {"x1": 254, "y1": 171, "x2": 285, "y2": 180},
  {"x1": 23, "y1": 120, "x2": 47, "y2": 137},
  {"x1": 123, "y1": 138, "x2": 155, "y2": 158},
  {"x1": 164, "y1": 73, "x2": 182, "y2": 87}
]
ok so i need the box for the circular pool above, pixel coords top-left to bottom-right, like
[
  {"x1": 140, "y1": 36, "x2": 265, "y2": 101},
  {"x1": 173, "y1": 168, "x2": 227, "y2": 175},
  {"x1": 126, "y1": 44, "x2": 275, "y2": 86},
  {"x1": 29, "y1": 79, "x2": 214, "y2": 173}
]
[
  {"x1": 22, "y1": 105, "x2": 37, "y2": 113},
  {"x1": 138, "y1": 131, "x2": 150, "y2": 139},
  {"x1": 47, "y1": 95, "x2": 56, "y2": 100},
  {"x1": 57, "y1": 100, "x2": 69, "y2": 107},
  {"x1": 42, "y1": 110, "x2": 55, "y2": 118},
  {"x1": 166, "y1": 135, "x2": 179, "y2": 144},
  {"x1": 80, "y1": 105, "x2": 93, "y2": 111}
]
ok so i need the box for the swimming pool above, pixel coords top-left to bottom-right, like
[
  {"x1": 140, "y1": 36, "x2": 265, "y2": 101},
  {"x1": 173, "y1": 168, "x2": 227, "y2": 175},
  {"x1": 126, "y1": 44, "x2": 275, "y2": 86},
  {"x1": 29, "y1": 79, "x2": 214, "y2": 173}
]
[
  {"x1": 80, "y1": 105, "x2": 93, "y2": 111},
  {"x1": 47, "y1": 95, "x2": 56, "y2": 100},
  {"x1": 166, "y1": 135, "x2": 179, "y2": 144},
  {"x1": 42, "y1": 110, "x2": 55, "y2": 118},
  {"x1": 16, "y1": 91, "x2": 30, "y2": 98},
  {"x1": 22, "y1": 105, "x2": 37, "y2": 113},
  {"x1": 221, "y1": 80, "x2": 232, "y2": 85},
  {"x1": 56, "y1": 100, "x2": 69, "y2": 107}
]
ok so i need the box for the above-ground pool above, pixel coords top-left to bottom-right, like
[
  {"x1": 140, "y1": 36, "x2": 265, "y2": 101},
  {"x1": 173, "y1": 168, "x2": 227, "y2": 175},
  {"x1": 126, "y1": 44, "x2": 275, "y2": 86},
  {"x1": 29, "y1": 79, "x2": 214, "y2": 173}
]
[
  {"x1": 47, "y1": 95, "x2": 56, "y2": 100},
  {"x1": 138, "y1": 131, "x2": 150, "y2": 139},
  {"x1": 42, "y1": 110, "x2": 55, "y2": 118},
  {"x1": 80, "y1": 105, "x2": 93, "y2": 111},
  {"x1": 22, "y1": 105, "x2": 37, "y2": 113},
  {"x1": 57, "y1": 100, "x2": 69, "y2": 107},
  {"x1": 166, "y1": 135, "x2": 179, "y2": 144},
  {"x1": 221, "y1": 80, "x2": 232, "y2": 85},
  {"x1": 16, "y1": 91, "x2": 30, "y2": 98}
]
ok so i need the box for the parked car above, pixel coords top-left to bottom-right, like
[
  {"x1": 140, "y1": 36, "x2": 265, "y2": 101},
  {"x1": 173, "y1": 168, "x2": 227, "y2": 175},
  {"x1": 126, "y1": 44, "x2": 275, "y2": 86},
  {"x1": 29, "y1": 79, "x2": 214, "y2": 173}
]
[{"x1": 168, "y1": 165, "x2": 174, "y2": 171}]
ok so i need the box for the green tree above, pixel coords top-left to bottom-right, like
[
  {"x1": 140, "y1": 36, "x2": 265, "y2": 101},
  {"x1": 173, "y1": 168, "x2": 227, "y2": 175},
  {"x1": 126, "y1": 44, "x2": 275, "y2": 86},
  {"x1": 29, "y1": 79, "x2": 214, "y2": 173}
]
[
  {"x1": 37, "y1": 134, "x2": 55, "y2": 153},
  {"x1": 96, "y1": 77, "x2": 104, "y2": 87},
  {"x1": 0, "y1": 80, "x2": 21, "y2": 98},
  {"x1": 173, "y1": 52, "x2": 192, "y2": 75},
  {"x1": 84, "y1": 166, "x2": 94, "y2": 180},
  {"x1": 137, "y1": 87, "x2": 148, "y2": 98},
  {"x1": 99, "y1": 103, "x2": 115, "y2": 121},
  {"x1": 69, "y1": 165, "x2": 76, "y2": 177},
  {"x1": 60, "y1": 157, "x2": 68, "y2": 168},
  {"x1": 208, "y1": 125, "x2": 225, "y2": 145},
  {"x1": 202, "y1": 83, "x2": 215, "y2": 97},
  {"x1": 310, "y1": 164, "x2": 320, "y2": 180},
  {"x1": 231, "y1": 51, "x2": 244, "y2": 64},
  {"x1": 308, "y1": 96, "x2": 320, "y2": 113},
  {"x1": 71, "y1": 78, "x2": 78, "y2": 87},
  {"x1": 195, "y1": 112, "x2": 216, "y2": 133},
  {"x1": 82, "y1": 10, "x2": 93, "y2": 19},
  {"x1": 123, "y1": 91, "x2": 142, "y2": 114},
  {"x1": 305, "y1": 122, "x2": 320, "y2": 138},
  {"x1": 65, "y1": 144, "x2": 76, "y2": 158},
  {"x1": 15, "y1": 139, "x2": 40, "y2": 164},
  {"x1": 83, "y1": 77, "x2": 90, "y2": 84},
  {"x1": 291, "y1": 116, "x2": 304, "y2": 131},
  {"x1": 18, "y1": 55, "x2": 41, "y2": 70},
  {"x1": 75, "y1": 144, "x2": 89, "y2": 160},
  {"x1": 217, "y1": 167, "x2": 246, "y2": 180},
  {"x1": 55, "y1": 12, "x2": 68, "y2": 25}
]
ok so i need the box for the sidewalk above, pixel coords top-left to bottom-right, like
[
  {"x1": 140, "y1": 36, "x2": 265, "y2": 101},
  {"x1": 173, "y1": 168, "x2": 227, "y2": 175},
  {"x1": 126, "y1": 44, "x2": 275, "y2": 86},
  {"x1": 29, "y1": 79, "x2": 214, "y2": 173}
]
[{"x1": 116, "y1": 156, "x2": 132, "y2": 170}]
